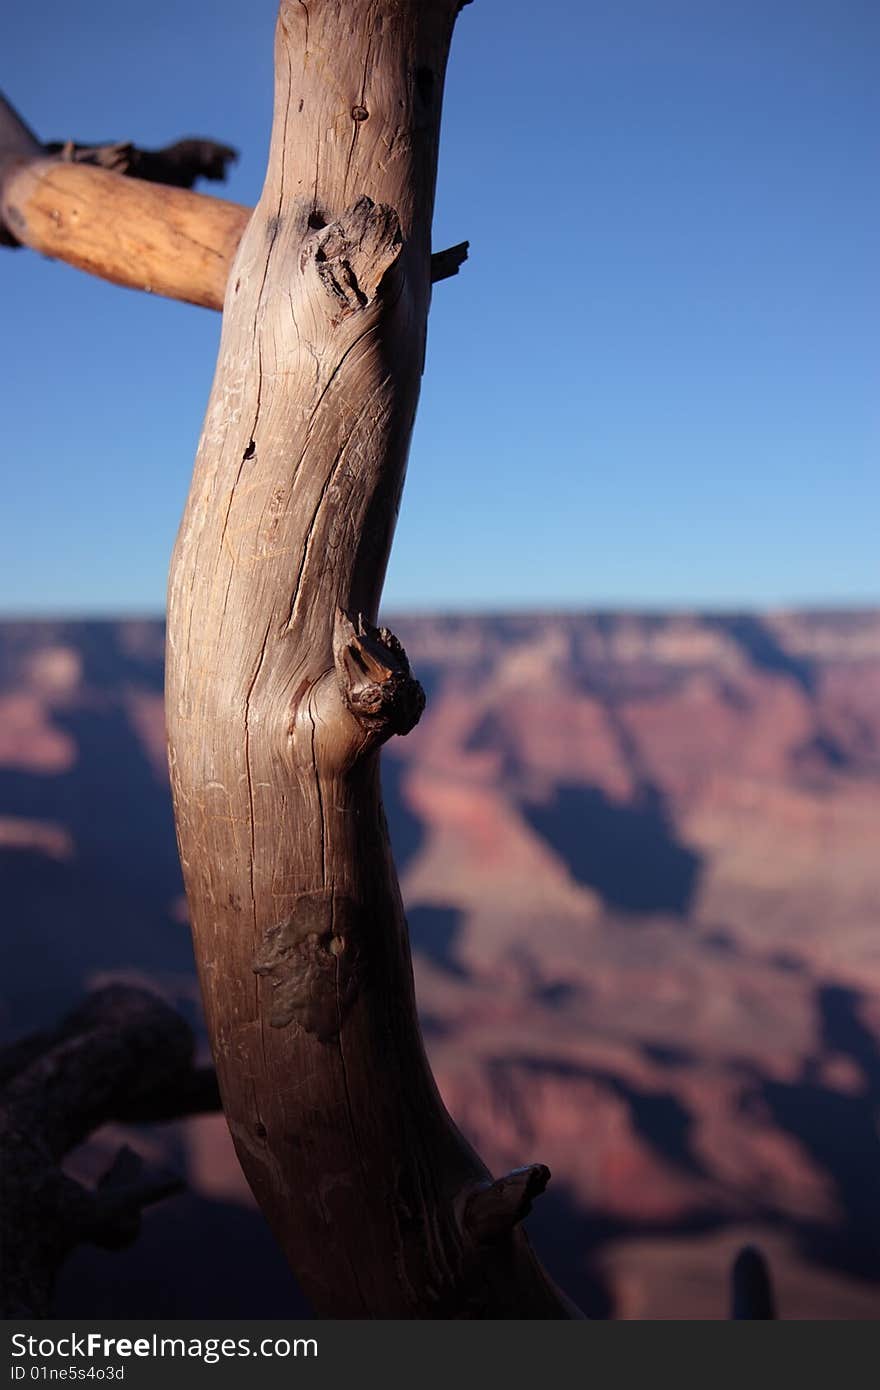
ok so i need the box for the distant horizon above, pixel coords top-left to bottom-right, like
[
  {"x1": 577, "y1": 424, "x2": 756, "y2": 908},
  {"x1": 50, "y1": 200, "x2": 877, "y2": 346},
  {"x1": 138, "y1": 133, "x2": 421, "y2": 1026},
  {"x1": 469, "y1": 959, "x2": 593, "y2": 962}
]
[{"x1": 1, "y1": 599, "x2": 878, "y2": 624}]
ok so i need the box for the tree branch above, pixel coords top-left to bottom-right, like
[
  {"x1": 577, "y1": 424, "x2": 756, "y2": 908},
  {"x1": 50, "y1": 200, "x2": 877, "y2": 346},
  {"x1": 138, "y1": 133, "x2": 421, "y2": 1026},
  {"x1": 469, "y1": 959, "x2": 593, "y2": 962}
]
[
  {"x1": 464, "y1": 1165, "x2": 552, "y2": 1245},
  {"x1": 43, "y1": 136, "x2": 238, "y2": 188},
  {"x1": 428, "y1": 239, "x2": 469, "y2": 282},
  {"x1": 0, "y1": 91, "x2": 468, "y2": 309},
  {"x1": 0, "y1": 985, "x2": 221, "y2": 1316},
  {"x1": 0, "y1": 92, "x2": 41, "y2": 246}
]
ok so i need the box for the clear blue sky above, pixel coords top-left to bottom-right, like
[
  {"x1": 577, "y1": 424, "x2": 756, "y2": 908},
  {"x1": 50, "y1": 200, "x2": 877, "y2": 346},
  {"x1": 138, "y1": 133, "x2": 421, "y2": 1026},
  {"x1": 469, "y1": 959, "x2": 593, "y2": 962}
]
[{"x1": 2, "y1": 0, "x2": 877, "y2": 614}]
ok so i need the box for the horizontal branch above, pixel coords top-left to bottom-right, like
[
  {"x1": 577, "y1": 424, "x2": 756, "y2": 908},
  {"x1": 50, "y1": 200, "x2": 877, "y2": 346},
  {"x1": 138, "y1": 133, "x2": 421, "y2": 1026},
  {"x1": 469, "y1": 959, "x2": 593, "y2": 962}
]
[
  {"x1": 1, "y1": 158, "x2": 249, "y2": 309},
  {"x1": 0, "y1": 93, "x2": 468, "y2": 309},
  {"x1": 428, "y1": 239, "x2": 469, "y2": 283}
]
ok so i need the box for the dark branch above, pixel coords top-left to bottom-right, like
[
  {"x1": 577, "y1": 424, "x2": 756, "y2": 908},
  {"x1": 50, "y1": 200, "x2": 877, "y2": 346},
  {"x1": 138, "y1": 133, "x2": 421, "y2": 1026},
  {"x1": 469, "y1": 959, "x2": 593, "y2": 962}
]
[
  {"x1": 44, "y1": 137, "x2": 239, "y2": 190},
  {"x1": 0, "y1": 985, "x2": 221, "y2": 1317},
  {"x1": 464, "y1": 1164, "x2": 551, "y2": 1245},
  {"x1": 0, "y1": 92, "x2": 41, "y2": 246},
  {"x1": 113, "y1": 1064, "x2": 222, "y2": 1122},
  {"x1": 430, "y1": 239, "x2": 468, "y2": 282}
]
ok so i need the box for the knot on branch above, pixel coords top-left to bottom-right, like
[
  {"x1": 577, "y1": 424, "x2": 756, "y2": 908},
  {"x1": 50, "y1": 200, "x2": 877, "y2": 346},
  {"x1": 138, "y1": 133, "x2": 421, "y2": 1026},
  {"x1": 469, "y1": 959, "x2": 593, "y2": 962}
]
[
  {"x1": 313, "y1": 196, "x2": 402, "y2": 318},
  {"x1": 334, "y1": 609, "x2": 425, "y2": 744},
  {"x1": 253, "y1": 890, "x2": 360, "y2": 1040},
  {"x1": 463, "y1": 1164, "x2": 551, "y2": 1245}
]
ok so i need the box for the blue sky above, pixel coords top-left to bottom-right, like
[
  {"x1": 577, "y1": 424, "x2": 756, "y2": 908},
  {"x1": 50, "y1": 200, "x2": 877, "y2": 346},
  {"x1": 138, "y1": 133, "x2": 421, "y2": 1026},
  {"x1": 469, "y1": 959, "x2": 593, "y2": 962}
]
[{"x1": 2, "y1": 0, "x2": 877, "y2": 614}]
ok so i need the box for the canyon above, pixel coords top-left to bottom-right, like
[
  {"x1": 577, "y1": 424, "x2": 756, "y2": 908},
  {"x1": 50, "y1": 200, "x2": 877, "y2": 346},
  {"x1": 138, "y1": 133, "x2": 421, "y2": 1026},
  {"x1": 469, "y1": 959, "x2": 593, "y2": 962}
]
[{"x1": 2, "y1": 610, "x2": 879, "y2": 1318}]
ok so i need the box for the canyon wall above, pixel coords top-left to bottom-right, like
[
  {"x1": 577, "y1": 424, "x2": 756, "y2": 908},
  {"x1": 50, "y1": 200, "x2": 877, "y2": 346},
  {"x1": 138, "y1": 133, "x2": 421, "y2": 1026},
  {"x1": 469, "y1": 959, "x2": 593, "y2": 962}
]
[{"x1": 2, "y1": 610, "x2": 879, "y2": 1318}]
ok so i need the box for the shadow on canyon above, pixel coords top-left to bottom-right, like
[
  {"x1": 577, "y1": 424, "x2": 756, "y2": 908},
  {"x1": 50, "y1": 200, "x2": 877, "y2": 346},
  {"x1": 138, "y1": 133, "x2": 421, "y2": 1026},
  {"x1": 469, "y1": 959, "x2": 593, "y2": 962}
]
[
  {"x1": 497, "y1": 980, "x2": 880, "y2": 1312},
  {"x1": 739, "y1": 982, "x2": 880, "y2": 1282},
  {"x1": 0, "y1": 626, "x2": 189, "y2": 1039},
  {"x1": 4, "y1": 622, "x2": 880, "y2": 1315},
  {"x1": 55, "y1": 1189, "x2": 311, "y2": 1319},
  {"x1": 522, "y1": 782, "x2": 702, "y2": 916}
]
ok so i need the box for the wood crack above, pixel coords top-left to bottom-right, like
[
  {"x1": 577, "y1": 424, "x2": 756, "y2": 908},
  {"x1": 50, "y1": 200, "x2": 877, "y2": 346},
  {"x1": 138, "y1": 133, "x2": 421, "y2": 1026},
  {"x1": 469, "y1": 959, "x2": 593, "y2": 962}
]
[
  {"x1": 244, "y1": 618, "x2": 273, "y2": 934},
  {"x1": 307, "y1": 688, "x2": 326, "y2": 886}
]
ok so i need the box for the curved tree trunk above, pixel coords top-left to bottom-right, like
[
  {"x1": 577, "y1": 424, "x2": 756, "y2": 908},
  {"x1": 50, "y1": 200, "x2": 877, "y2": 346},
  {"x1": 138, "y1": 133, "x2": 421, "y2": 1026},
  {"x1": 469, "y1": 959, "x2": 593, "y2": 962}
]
[{"x1": 167, "y1": 0, "x2": 577, "y2": 1318}]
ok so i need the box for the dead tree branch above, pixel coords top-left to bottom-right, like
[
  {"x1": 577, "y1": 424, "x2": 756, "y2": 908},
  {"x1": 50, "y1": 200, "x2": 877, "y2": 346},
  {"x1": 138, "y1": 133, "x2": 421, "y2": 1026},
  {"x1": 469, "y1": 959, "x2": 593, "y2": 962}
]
[
  {"x1": 43, "y1": 136, "x2": 238, "y2": 188},
  {"x1": 0, "y1": 985, "x2": 220, "y2": 1317},
  {"x1": 0, "y1": 93, "x2": 468, "y2": 308}
]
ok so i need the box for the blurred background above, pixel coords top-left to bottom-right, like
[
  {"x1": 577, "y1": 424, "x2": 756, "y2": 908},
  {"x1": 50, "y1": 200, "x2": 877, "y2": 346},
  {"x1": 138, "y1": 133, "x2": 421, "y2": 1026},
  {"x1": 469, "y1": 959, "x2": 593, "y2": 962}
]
[{"x1": 1, "y1": 0, "x2": 878, "y2": 1318}]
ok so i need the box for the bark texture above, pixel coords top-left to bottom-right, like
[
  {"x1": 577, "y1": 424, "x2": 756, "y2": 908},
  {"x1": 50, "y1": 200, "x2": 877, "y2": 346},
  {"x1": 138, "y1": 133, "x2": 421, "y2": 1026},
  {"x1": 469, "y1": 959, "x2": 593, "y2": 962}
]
[
  {"x1": 0, "y1": 158, "x2": 247, "y2": 309},
  {"x1": 0, "y1": 92, "x2": 242, "y2": 291},
  {"x1": 166, "y1": 0, "x2": 577, "y2": 1318}
]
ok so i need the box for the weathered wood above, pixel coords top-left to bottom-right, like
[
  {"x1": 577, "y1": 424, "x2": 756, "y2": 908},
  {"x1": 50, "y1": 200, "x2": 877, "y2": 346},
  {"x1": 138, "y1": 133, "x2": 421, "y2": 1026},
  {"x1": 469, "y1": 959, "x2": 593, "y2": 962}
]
[
  {"x1": 464, "y1": 1165, "x2": 552, "y2": 1245},
  {"x1": 0, "y1": 985, "x2": 221, "y2": 1317},
  {"x1": 0, "y1": 93, "x2": 467, "y2": 308},
  {"x1": 0, "y1": 92, "x2": 244, "y2": 298},
  {"x1": 0, "y1": 158, "x2": 249, "y2": 308},
  {"x1": 166, "y1": 0, "x2": 576, "y2": 1318}
]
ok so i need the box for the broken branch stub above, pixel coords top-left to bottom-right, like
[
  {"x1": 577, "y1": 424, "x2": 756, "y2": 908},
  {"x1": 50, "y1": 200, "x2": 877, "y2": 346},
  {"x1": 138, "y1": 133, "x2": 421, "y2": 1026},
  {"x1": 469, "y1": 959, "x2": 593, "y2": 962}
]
[
  {"x1": 464, "y1": 1165, "x2": 552, "y2": 1245},
  {"x1": 334, "y1": 609, "x2": 426, "y2": 743}
]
